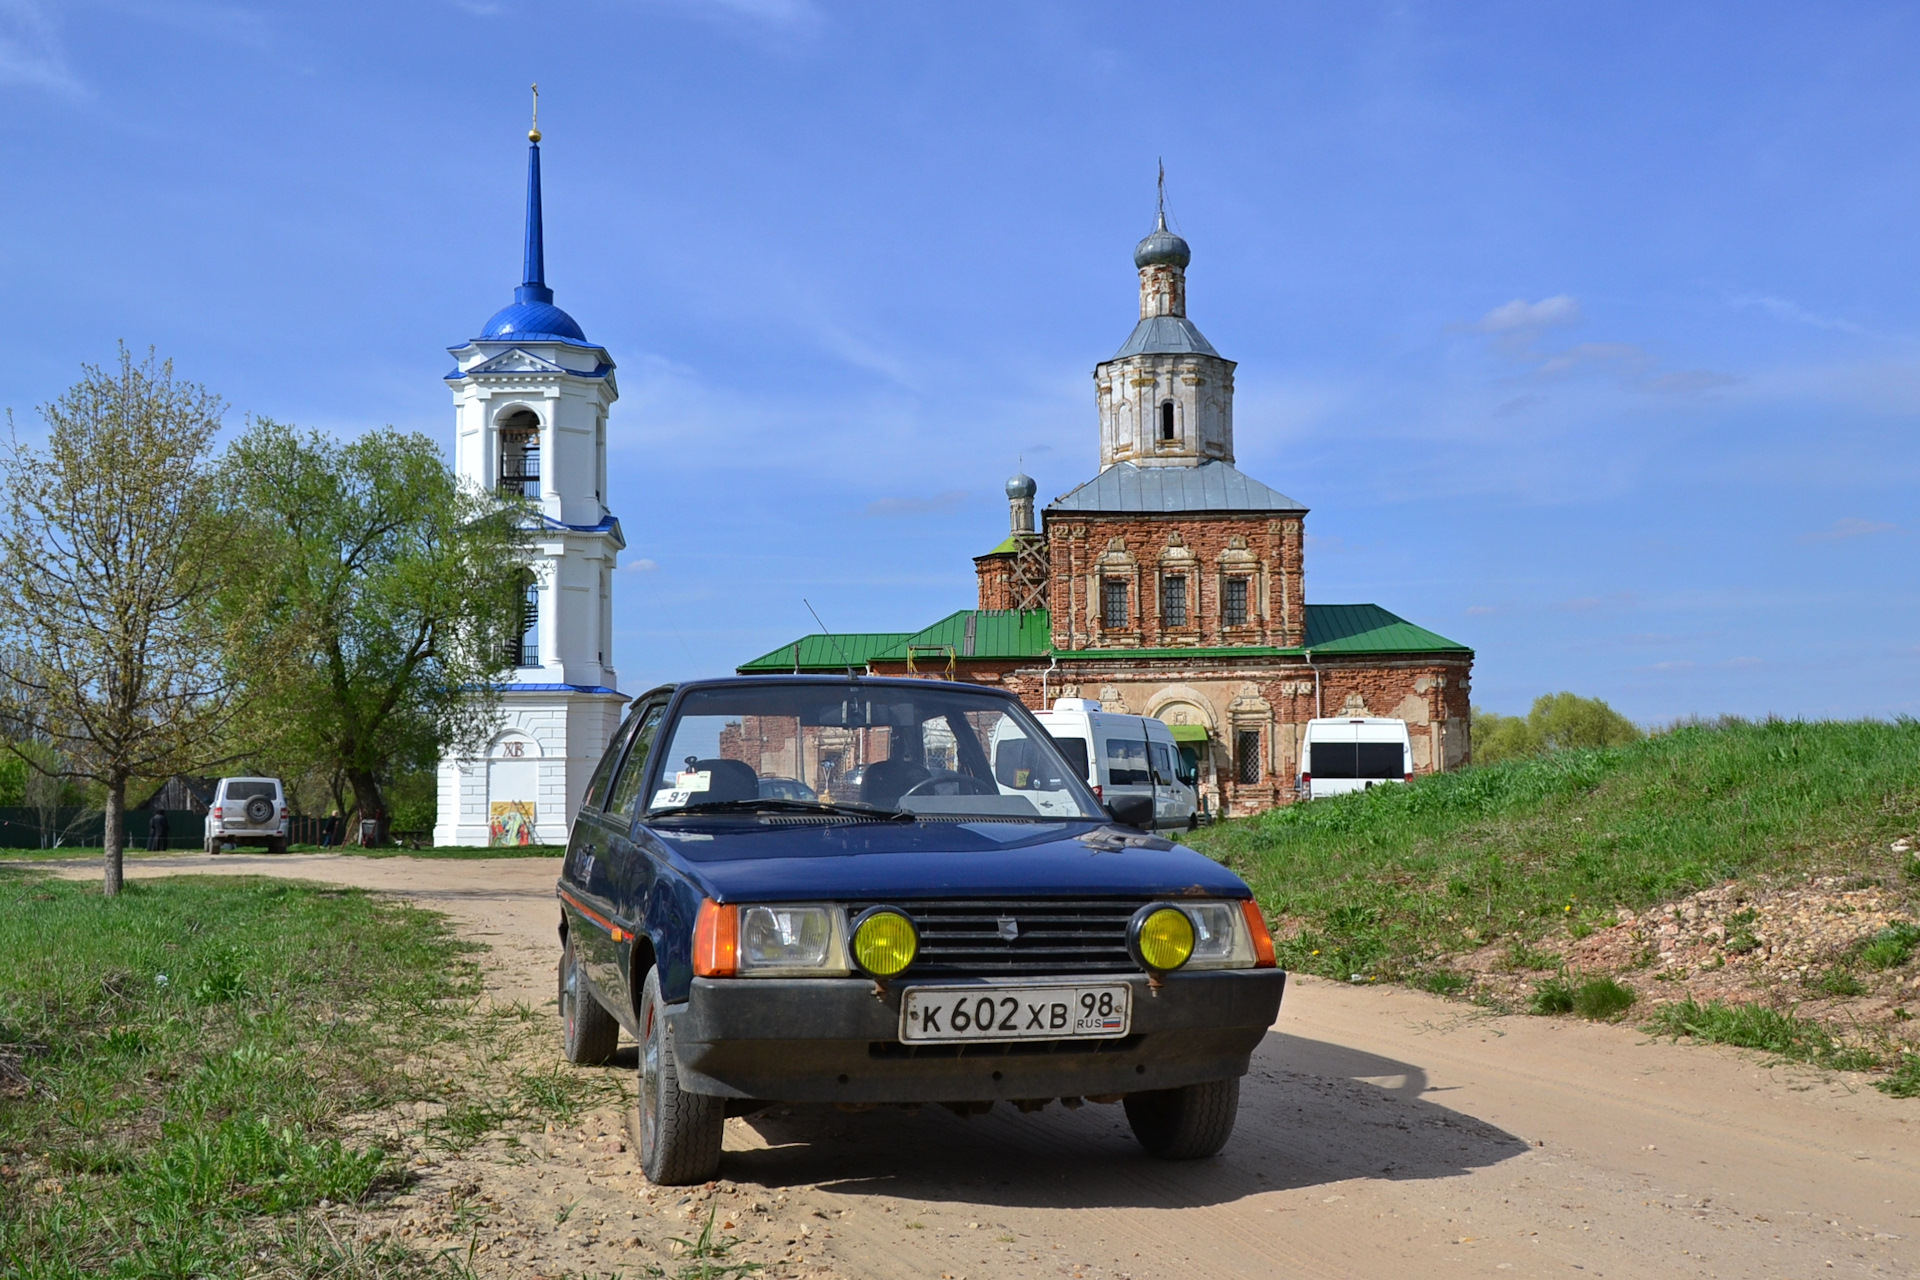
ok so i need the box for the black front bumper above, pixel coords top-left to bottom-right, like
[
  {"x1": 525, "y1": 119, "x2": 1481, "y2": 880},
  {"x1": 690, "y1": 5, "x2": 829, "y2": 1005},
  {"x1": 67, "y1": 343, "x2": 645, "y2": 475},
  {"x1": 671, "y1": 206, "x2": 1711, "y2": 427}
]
[{"x1": 666, "y1": 969, "x2": 1286, "y2": 1104}]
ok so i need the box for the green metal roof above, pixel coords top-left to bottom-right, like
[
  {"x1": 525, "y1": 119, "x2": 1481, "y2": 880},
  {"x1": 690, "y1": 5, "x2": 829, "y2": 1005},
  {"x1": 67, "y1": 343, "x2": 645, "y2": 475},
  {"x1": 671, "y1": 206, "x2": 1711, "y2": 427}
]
[
  {"x1": 870, "y1": 610, "x2": 1052, "y2": 663},
  {"x1": 737, "y1": 632, "x2": 915, "y2": 673},
  {"x1": 1168, "y1": 723, "x2": 1210, "y2": 743},
  {"x1": 738, "y1": 604, "x2": 1466, "y2": 675},
  {"x1": 1303, "y1": 603, "x2": 1470, "y2": 654},
  {"x1": 977, "y1": 536, "x2": 1019, "y2": 557}
]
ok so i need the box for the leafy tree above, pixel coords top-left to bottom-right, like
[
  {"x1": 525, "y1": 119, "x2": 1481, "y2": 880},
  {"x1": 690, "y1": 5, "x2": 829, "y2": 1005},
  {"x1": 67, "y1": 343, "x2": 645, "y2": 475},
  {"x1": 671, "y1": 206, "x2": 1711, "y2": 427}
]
[
  {"x1": 0, "y1": 348, "x2": 249, "y2": 893},
  {"x1": 1472, "y1": 692, "x2": 1642, "y2": 765},
  {"x1": 223, "y1": 421, "x2": 530, "y2": 840}
]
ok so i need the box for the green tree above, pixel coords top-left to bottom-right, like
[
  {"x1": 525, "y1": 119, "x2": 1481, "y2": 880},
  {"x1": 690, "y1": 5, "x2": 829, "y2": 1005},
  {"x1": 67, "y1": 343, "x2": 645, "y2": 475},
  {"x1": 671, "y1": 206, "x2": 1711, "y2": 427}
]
[
  {"x1": 0, "y1": 348, "x2": 248, "y2": 894},
  {"x1": 224, "y1": 421, "x2": 530, "y2": 840},
  {"x1": 1472, "y1": 692, "x2": 1642, "y2": 766}
]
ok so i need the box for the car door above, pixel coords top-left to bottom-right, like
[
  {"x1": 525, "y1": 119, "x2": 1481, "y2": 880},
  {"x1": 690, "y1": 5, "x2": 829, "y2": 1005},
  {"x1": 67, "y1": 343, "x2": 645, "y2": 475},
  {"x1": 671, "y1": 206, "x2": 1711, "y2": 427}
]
[
  {"x1": 563, "y1": 708, "x2": 651, "y2": 1013},
  {"x1": 1147, "y1": 738, "x2": 1178, "y2": 828},
  {"x1": 596, "y1": 701, "x2": 668, "y2": 1010}
]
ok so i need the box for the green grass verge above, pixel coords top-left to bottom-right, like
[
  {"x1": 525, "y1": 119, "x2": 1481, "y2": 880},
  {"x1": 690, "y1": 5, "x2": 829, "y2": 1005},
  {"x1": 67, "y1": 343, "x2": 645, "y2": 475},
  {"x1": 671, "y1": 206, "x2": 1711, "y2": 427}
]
[
  {"x1": 1643, "y1": 998, "x2": 1883, "y2": 1077},
  {"x1": 0, "y1": 871, "x2": 494, "y2": 1277},
  {"x1": 1189, "y1": 718, "x2": 1920, "y2": 983},
  {"x1": 0, "y1": 844, "x2": 566, "y2": 861}
]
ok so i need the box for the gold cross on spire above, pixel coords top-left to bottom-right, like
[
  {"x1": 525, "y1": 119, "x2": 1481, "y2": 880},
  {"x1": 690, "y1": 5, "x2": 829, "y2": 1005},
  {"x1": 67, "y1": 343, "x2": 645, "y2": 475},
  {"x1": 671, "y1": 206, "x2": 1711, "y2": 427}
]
[{"x1": 529, "y1": 83, "x2": 541, "y2": 143}]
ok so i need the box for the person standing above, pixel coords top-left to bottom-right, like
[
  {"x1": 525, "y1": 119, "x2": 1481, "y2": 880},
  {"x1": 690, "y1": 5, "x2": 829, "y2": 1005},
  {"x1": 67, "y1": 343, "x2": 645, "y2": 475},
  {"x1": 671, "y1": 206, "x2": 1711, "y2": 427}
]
[{"x1": 146, "y1": 807, "x2": 168, "y2": 852}]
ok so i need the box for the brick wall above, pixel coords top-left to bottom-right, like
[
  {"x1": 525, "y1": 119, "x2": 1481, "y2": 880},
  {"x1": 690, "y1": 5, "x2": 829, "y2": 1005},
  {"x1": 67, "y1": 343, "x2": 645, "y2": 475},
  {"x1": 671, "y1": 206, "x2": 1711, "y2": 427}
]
[{"x1": 1044, "y1": 513, "x2": 1304, "y2": 651}]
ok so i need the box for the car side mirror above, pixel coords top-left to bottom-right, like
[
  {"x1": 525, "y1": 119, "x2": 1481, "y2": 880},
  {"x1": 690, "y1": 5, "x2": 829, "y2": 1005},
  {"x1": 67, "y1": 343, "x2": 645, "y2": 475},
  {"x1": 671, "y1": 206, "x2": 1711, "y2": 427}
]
[{"x1": 1104, "y1": 793, "x2": 1154, "y2": 831}]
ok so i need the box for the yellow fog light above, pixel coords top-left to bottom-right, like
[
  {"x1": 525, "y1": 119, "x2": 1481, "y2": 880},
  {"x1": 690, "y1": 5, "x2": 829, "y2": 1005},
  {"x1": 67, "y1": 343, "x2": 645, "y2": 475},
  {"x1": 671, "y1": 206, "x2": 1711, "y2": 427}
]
[
  {"x1": 851, "y1": 907, "x2": 918, "y2": 978},
  {"x1": 1129, "y1": 904, "x2": 1196, "y2": 974}
]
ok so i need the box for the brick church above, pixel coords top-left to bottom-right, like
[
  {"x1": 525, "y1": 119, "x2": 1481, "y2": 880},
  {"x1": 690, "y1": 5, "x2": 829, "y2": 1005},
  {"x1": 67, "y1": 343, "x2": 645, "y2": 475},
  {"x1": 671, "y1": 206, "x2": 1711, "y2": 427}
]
[{"x1": 741, "y1": 209, "x2": 1473, "y2": 817}]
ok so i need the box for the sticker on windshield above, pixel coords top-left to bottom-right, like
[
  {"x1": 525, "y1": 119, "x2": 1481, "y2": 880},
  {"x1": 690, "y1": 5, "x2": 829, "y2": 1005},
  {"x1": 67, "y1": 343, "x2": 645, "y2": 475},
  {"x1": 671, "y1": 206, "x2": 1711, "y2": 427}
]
[{"x1": 675, "y1": 770, "x2": 711, "y2": 791}]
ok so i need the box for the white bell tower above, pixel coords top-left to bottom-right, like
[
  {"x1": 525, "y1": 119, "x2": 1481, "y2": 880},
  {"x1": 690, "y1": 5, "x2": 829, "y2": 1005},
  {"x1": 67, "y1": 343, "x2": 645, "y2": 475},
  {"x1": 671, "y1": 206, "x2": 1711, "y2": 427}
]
[{"x1": 434, "y1": 101, "x2": 628, "y2": 847}]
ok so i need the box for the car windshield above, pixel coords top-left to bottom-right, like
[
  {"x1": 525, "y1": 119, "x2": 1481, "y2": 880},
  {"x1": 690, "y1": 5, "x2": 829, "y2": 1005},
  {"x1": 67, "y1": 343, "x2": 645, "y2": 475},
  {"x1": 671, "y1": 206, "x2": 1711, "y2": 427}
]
[
  {"x1": 223, "y1": 781, "x2": 275, "y2": 802},
  {"x1": 649, "y1": 682, "x2": 1106, "y2": 820}
]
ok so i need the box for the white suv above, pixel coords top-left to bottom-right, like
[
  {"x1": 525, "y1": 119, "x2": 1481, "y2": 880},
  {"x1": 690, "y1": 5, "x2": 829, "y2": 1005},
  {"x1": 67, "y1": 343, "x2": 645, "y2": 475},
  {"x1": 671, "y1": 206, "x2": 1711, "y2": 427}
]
[{"x1": 205, "y1": 777, "x2": 290, "y2": 854}]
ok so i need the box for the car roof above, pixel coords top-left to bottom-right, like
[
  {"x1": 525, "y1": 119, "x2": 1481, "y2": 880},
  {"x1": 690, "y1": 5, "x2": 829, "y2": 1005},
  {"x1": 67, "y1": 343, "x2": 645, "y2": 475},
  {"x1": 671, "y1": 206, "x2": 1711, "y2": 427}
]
[{"x1": 670, "y1": 674, "x2": 1024, "y2": 701}]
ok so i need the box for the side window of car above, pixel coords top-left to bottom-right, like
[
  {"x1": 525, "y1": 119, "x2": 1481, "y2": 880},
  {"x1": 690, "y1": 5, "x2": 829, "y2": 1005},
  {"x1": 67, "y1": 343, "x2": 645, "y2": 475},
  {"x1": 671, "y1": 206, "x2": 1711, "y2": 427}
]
[
  {"x1": 581, "y1": 715, "x2": 641, "y2": 812},
  {"x1": 604, "y1": 704, "x2": 667, "y2": 822},
  {"x1": 1148, "y1": 740, "x2": 1174, "y2": 786}
]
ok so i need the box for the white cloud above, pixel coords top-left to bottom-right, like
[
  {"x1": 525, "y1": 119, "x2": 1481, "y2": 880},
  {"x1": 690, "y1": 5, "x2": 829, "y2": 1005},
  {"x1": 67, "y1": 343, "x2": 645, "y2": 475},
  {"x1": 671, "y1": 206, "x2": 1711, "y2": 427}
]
[
  {"x1": 1801, "y1": 517, "x2": 1899, "y2": 544},
  {"x1": 0, "y1": 0, "x2": 80, "y2": 93},
  {"x1": 1474, "y1": 295, "x2": 1581, "y2": 334},
  {"x1": 1735, "y1": 295, "x2": 1874, "y2": 338},
  {"x1": 620, "y1": 557, "x2": 660, "y2": 572}
]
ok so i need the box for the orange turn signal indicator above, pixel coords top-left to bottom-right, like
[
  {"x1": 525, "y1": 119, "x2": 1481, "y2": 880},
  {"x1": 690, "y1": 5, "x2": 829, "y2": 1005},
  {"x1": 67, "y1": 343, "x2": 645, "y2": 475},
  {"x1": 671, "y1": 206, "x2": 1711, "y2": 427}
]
[
  {"x1": 693, "y1": 899, "x2": 738, "y2": 977},
  {"x1": 1240, "y1": 898, "x2": 1277, "y2": 969}
]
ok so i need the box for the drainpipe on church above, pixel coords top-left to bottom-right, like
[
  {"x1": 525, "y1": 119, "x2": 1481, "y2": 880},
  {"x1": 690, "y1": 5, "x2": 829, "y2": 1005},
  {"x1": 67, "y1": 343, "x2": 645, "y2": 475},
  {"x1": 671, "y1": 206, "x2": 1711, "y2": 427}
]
[
  {"x1": 1040, "y1": 653, "x2": 1060, "y2": 709},
  {"x1": 1305, "y1": 649, "x2": 1321, "y2": 719}
]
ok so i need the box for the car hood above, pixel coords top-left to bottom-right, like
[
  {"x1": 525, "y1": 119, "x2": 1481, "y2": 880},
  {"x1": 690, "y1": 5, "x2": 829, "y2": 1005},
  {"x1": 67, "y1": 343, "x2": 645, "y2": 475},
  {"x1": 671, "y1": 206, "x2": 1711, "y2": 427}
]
[{"x1": 639, "y1": 819, "x2": 1249, "y2": 902}]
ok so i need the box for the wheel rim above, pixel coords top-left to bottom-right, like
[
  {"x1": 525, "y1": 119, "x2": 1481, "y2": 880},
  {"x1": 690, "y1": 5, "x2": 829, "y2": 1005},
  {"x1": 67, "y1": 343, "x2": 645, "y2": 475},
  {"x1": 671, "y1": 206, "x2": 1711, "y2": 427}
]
[{"x1": 640, "y1": 1004, "x2": 660, "y2": 1164}]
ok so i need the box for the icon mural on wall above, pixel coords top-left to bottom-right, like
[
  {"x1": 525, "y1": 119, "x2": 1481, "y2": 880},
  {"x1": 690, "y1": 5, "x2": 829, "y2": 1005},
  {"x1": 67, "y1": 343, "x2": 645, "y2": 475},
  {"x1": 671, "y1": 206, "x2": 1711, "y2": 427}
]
[{"x1": 489, "y1": 800, "x2": 537, "y2": 846}]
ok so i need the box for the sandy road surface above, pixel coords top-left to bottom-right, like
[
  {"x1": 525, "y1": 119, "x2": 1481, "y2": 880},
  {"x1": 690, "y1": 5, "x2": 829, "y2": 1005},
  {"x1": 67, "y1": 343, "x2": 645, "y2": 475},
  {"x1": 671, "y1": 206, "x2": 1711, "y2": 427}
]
[{"x1": 31, "y1": 853, "x2": 1920, "y2": 1278}]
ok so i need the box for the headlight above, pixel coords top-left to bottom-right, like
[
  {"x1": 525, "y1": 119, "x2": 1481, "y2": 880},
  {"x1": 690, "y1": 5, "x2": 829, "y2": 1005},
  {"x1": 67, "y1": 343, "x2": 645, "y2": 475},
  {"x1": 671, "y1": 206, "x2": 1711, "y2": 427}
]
[
  {"x1": 1129, "y1": 904, "x2": 1196, "y2": 973},
  {"x1": 1183, "y1": 900, "x2": 1259, "y2": 971},
  {"x1": 736, "y1": 905, "x2": 849, "y2": 976},
  {"x1": 850, "y1": 907, "x2": 918, "y2": 978}
]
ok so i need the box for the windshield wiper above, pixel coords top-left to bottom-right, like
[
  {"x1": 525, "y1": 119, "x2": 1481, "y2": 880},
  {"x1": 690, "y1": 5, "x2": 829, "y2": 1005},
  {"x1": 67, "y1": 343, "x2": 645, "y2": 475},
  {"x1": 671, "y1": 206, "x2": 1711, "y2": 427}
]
[{"x1": 647, "y1": 797, "x2": 914, "y2": 822}]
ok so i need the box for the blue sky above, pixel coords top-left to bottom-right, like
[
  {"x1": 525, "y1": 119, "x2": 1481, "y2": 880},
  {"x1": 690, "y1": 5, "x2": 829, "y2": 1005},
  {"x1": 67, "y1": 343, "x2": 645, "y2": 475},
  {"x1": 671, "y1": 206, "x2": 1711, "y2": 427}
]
[{"x1": 2, "y1": 1, "x2": 1915, "y2": 722}]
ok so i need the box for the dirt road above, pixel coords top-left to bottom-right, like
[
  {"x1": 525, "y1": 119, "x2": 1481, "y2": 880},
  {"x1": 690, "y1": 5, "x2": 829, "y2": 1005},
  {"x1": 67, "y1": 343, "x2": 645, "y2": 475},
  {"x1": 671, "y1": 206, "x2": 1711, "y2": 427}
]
[{"x1": 38, "y1": 853, "x2": 1920, "y2": 1278}]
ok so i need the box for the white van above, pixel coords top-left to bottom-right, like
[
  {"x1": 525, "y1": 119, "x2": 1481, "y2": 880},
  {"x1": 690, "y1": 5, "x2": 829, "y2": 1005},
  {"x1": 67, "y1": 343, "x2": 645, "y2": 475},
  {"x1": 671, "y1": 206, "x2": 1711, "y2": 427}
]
[
  {"x1": 1030, "y1": 699, "x2": 1199, "y2": 830},
  {"x1": 1298, "y1": 717, "x2": 1413, "y2": 800}
]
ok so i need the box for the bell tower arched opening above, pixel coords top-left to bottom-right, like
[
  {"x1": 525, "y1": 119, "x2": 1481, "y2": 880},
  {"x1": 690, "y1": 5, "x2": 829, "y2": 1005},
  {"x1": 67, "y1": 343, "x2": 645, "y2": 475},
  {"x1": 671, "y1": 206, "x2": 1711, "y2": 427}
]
[{"x1": 497, "y1": 408, "x2": 541, "y2": 499}]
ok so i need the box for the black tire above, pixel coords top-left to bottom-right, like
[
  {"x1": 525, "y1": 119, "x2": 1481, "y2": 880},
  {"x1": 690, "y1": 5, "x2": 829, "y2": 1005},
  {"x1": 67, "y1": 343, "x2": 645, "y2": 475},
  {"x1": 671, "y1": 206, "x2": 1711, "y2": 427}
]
[
  {"x1": 632, "y1": 966, "x2": 724, "y2": 1185},
  {"x1": 558, "y1": 933, "x2": 620, "y2": 1065},
  {"x1": 1123, "y1": 1077, "x2": 1241, "y2": 1159},
  {"x1": 267, "y1": 838, "x2": 288, "y2": 855}
]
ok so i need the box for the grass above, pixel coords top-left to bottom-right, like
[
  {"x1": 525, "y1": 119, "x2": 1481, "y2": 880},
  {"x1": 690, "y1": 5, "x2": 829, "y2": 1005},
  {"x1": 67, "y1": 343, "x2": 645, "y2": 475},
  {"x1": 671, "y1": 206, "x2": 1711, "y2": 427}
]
[
  {"x1": 1189, "y1": 717, "x2": 1920, "y2": 983},
  {"x1": 0, "y1": 844, "x2": 565, "y2": 861},
  {"x1": 1860, "y1": 922, "x2": 1920, "y2": 971},
  {"x1": 1644, "y1": 998, "x2": 1881, "y2": 1076},
  {"x1": 0, "y1": 870, "x2": 493, "y2": 1278}
]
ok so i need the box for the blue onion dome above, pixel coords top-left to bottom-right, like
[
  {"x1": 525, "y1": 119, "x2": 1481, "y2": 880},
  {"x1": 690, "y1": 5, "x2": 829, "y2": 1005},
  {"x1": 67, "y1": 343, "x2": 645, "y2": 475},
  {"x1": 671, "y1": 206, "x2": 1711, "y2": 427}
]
[
  {"x1": 1006, "y1": 472, "x2": 1037, "y2": 500},
  {"x1": 1133, "y1": 212, "x2": 1191, "y2": 270},
  {"x1": 479, "y1": 298, "x2": 587, "y2": 343}
]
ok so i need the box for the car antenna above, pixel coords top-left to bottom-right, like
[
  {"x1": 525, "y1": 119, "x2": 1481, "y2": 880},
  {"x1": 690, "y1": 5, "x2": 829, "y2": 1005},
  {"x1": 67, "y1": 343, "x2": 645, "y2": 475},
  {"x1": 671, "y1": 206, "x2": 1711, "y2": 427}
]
[{"x1": 803, "y1": 598, "x2": 858, "y2": 680}]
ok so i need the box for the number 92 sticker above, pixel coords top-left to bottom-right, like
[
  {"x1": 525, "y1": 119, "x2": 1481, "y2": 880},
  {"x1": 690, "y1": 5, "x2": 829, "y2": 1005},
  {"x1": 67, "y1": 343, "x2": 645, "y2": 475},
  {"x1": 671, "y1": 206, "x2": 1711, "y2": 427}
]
[{"x1": 900, "y1": 982, "x2": 1132, "y2": 1043}]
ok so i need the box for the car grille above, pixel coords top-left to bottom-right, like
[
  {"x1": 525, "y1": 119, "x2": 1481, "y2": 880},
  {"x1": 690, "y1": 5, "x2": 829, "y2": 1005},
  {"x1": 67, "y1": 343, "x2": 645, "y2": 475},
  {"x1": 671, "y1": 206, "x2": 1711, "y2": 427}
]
[{"x1": 850, "y1": 898, "x2": 1148, "y2": 978}]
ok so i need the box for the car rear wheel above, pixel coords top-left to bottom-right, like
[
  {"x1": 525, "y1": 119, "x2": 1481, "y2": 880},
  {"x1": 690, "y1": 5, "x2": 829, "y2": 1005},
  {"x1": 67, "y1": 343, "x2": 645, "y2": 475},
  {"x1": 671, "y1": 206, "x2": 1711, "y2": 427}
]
[
  {"x1": 1123, "y1": 1077, "x2": 1240, "y2": 1159},
  {"x1": 267, "y1": 838, "x2": 288, "y2": 855},
  {"x1": 632, "y1": 966, "x2": 724, "y2": 1185},
  {"x1": 558, "y1": 933, "x2": 620, "y2": 1065}
]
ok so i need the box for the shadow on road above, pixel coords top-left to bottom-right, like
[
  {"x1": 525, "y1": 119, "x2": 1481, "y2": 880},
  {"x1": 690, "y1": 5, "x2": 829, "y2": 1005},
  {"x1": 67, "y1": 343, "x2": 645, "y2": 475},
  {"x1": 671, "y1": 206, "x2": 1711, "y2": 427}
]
[{"x1": 718, "y1": 1028, "x2": 1529, "y2": 1209}]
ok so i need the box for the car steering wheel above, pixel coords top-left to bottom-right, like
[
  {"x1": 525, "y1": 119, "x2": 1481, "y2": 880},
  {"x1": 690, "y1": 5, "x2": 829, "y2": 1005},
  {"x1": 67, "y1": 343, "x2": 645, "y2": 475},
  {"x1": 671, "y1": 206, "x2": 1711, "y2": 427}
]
[{"x1": 900, "y1": 770, "x2": 998, "y2": 799}]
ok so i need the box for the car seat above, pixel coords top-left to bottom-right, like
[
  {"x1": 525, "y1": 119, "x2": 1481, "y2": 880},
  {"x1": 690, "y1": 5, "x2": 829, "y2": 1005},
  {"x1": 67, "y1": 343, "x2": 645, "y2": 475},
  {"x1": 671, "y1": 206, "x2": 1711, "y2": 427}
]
[
  {"x1": 690, "y1": 759, "x2": 759, "y2": 804},
  {"x1": 860, "y1": 758, "x2": 930, "y2": 809}
]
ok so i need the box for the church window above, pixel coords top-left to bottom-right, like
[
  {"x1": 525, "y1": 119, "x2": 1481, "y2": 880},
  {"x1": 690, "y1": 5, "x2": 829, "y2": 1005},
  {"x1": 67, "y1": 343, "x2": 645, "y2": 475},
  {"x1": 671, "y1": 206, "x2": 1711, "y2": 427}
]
[
  {"x1": 1161, "y1": 574, "x2": 1188, "y2": 628},
  {"x1": 1236, "y1": 730, "x2": 1262, "y2": 785},
  {"x1": 1223, "y1": 577, "x2": 1250, "y2": 627},
  {"x1": 1101, "y1": 577, "x2": 1129, "y2": 629},
  {"x1": 510, "y1": 573, "x2": 539, "y2": 667},
  {"x1": 1159, "y1": 401, "x2": 1176, "y2": 441},
  {"x1": 498, "y1": 410, "x2": 540, "y2": 499}
]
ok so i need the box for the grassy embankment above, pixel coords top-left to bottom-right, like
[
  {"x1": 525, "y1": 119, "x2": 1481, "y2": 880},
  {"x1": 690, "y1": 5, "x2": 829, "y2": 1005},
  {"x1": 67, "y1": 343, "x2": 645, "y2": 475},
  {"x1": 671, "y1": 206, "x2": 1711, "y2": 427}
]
[
  {"x1": 0, "y1": 873, "x2": 602, "y2": 1278},
  {"x1": 0, "y1": 845, "x2": 566, "y2": 861}
]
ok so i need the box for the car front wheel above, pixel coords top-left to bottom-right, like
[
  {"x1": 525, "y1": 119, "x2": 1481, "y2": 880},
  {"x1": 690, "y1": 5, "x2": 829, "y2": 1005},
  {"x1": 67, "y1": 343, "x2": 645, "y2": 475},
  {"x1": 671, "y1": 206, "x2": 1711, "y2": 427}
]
[
  {"x1": 632, "y1": 966, "x2": 724, "y2": 1185},
  {"x1": 1124, "y1": 1077, "x2": 1241, "y2": 1159},
  {"x1": 558, "y1": 933, "x2": 620, "y2": 1065}
]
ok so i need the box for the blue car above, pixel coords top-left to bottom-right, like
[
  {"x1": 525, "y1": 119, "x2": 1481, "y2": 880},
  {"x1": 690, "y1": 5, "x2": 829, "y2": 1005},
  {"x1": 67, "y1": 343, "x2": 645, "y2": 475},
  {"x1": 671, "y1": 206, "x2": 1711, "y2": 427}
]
[{"x1": 555, "y1": 676, "x2": 1286, "y2": 1184}]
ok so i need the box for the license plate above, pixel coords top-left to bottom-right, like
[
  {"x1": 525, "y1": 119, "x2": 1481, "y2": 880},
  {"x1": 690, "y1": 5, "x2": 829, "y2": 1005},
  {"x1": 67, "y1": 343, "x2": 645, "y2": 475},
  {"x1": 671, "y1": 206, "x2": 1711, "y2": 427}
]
[{"x1": 900, "y1": 982, "x2": 1131, "y2": 1043}]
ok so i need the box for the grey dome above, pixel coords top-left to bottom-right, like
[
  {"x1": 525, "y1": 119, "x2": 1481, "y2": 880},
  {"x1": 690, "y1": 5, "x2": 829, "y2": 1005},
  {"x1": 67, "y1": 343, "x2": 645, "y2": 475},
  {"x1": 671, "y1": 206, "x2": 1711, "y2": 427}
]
[
  {"x1": 1005, "y1": 472, "x2": 1037, "y2": 500},
  {"x1": 1133, "y1": 213, "x2": 1190, "y2": 269}
]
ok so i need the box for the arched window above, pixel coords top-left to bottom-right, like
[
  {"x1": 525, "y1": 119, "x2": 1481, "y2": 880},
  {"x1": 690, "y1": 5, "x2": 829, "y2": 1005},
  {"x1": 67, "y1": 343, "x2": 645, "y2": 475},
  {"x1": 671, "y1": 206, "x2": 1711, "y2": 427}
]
[
  {"x1": 498, "y1": 409, "x2": 540, "y2": 498},
  {"x1": 508, "y1": 571, "x2": 539, "y2": 667},
  {"x1": 1159, "y1": 401, "x2": 1176, "y2": 441}
]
